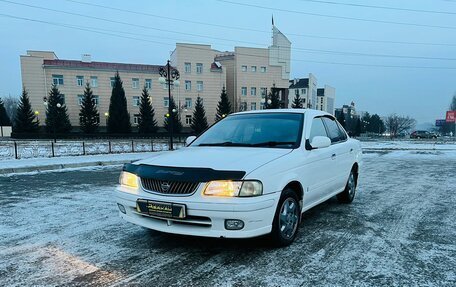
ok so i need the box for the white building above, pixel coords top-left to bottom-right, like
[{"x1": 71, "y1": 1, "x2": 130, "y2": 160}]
[
  {"x1": 317, "y1": 85, "x2": 336, "y2": 115},
  {"x1": 288, "y1": 73, "x2": 318, "y2": 109}
]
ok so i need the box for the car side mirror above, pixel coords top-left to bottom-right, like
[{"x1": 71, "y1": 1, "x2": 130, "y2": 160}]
[
  {"x1": 185, "y1": 136, "x2": 197, "y2": 147},
  {"x1": 310, "y1": 136, "x2": 331, "y2": 149}
]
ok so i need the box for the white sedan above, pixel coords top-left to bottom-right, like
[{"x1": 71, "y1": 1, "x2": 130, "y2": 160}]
[{"x1": 116, "y1": 109, "x2": 362, "y2": 246}]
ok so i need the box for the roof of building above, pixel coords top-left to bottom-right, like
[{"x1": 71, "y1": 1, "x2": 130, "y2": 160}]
[
  {"x1": 43, "y1": 59, "x2": 162, "y2": 73},
  {"x1": 289, "y1": 78, "x2": 309, "y2": 89},
  {"x1": 317, "y1": 88, "x2": 325, "y2": 97}
]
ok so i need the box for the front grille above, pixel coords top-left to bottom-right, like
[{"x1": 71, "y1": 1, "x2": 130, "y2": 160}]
[{"x1": 140, "y1": 178, "x2": 199, "y2": 195}]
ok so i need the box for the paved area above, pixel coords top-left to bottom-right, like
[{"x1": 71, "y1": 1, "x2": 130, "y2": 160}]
[{"x1": 0, "y1": 151, "x2": 455, "y2": 286}]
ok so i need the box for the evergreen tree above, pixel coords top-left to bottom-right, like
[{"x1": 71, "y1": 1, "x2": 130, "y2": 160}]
[
  {"x1": 370, "y1": 114, "x2": 386, "y2": 134},
  {"x1": 215, "y1": 86, "x2": 232, "y2": 121},
  {"x1": 14, "y1": 88, "x2": 39, "y2": 133},
  {"x1": 191, "y1": 96, "x2": 209, "y2": 134},
  {"x1": 0, "y1": 97, "x2": 12, "y2": 127},
  {"x1": 138, "y1": 86, "x2": 158, "y2": 133},
  {"x1": 107, "y1": 72, "x2": 131, "y2": 133},
  {"x1": 265, "y1": 86, "x2": 281, "y2": 109},
  {"x1": 355, "y1": 118, "x2": 362, "y2": 136},
  {"x1": 450, "y1": 94, "x2": 456, "y2": 111},
  {"x1": 291, "y1": 92, "x2": 303, "y2": 108},
  {"x1": 45, "y1": 84, "x2": 72, "y2": 133},
  {"x1": 336, "y1": 112, "x2": 346, "y2": 129},
  {"x1": 164, "y1": 97, "x2": 182, "y2": 133},
  {"x1": 79, "y1": 82, "x2": 99, "y2": 133}
]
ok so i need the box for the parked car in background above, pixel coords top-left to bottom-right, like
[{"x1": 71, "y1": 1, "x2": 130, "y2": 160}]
[
  {"x1": 116, "y1": 109, "x2": 363, "y2": 246},
  {"x1": 410, "y1": 130, "x2": 438, "y2": 139}
]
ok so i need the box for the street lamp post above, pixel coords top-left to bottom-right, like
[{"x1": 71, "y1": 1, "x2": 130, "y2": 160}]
[
  {"x1": 159, "y1": 60, "x2": 180, "y2": 150},
  {"x1": 104, "y1": 112, "x2": 109, "y2": 129},
  {"x1": 43, "y1": 99, "x2": 62, "y2": 143}
]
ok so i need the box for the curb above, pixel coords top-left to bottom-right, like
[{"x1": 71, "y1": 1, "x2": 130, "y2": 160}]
[{"x1": 0, "y1": 160, "x2": 132, "y2": 175}]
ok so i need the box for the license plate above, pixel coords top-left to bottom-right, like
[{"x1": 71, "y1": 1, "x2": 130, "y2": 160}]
[{"x1": 136, "y1": 199, "x2": 186, "y2": 219}]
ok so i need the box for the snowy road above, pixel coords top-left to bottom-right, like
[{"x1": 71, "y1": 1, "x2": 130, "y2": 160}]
[{"x1": 0, "y1": 150, "x2": 455, "y2": 286}]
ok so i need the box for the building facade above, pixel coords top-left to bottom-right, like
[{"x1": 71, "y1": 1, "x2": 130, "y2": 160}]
[
  {"x1": 20, "y1": 25, "x2": 286, "y2": 129},
  {"x1": 216, "y1": 25, "x2": 291, "y2": 111},
  {"x1": 316, "y1": 85, "x2": 336, "y2": 115},
  {"x1": 20, "y1": 50, "x2": 172, "y2": 128},
  {"x1": 288, "y1": 73, "x2": 318, "y2": 109},
  {"x1": 170, "y1": 43, "x2": 226, "y2": 125}
]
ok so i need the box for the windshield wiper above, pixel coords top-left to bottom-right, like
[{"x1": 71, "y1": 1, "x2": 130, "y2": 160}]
[
  {"x1": 198, "y1": 141, "x2": 253, "y2": 147},
  {"x1": 251, "y1": 141, "x2": 296, "y2": 147}
]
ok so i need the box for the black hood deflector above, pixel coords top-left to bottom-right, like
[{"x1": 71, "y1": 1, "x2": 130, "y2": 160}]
[{"x1": 123, "y1": 163, "x2": 246, "y2": 182}]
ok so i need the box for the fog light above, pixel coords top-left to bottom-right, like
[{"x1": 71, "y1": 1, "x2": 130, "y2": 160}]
[
  {"x1": 225, "y1": 219, "x2": 244, "y2": 230},
  {"x1": 117, "y1": 203, "x2": 126, "y2": 214}
]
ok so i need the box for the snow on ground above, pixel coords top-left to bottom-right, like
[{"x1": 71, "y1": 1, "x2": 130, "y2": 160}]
[
  {"x1": 0, "y1": 152, "x2": 159, "y2": 170},
  {"x1": 0, "y1": 144, "x2": 455, "y2": 286},
  {"x1": 360, "y1": 139, "x2": 456, "y2": 151}
]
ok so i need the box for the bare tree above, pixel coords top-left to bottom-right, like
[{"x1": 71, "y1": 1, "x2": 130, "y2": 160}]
[
  {"x1": 3, "y1": 95, "x2": 19, "y2": 123},
  {"x1": 385, "y1": 114, "x2": 416, "y2": 138}
]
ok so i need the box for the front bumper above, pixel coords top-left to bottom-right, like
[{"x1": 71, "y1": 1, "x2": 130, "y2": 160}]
[{"x1": 115, "y1": 186, "x2": 280, "y2": 238}]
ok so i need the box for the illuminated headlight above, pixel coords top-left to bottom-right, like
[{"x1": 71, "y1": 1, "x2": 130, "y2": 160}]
[
  {"x1": 119, "y1": 171, "x2": 139, "y2": 188},
  {"x1": 203, "y1": 180, "x2": 263, "y2": 197}
]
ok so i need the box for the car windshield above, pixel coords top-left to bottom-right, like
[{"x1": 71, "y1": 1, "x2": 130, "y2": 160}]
[{"x1": 191, "y1": 113, "x2": 304, "y2": 148}]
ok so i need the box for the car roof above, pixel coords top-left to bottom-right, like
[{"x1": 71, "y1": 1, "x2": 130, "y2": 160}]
[{"x1": 231, "y1": 108, "x2": 334, "y2": 118}]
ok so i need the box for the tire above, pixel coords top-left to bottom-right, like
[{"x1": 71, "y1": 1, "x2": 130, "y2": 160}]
[
  {"x1": 337, "y1": 170, "x2": 357, "y2": 204},
  {"x1": 270, "y1": 188, "x2": 301, "y2": 247}
]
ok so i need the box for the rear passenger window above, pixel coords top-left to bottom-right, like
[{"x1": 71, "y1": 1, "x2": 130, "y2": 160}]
[
  {"x1": 322, "y1": 117, "x2": 345, "y2": 143},
  {"x1": 309, "y1": 118, "x2": 327, "y2": 142}
]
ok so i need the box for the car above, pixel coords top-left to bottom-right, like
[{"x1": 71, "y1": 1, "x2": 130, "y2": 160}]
[
  {"x1": 410, "y1": 130, "x2": 438, "y2": 139},
  {"x1": 116, "y1": 109, "x2": 363, "y2": 246}
]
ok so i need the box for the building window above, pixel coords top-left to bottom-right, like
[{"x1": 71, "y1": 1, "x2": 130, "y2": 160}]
[
  {"x1": 321, "y1": 98, "x2": 324, "y2": 104},
  {"x1": 90, "y1": 76, "x2": 98, "y2": 87},
  {"x1": 241, "y1": 87, "x2": 247, "y2": 96},
  {"x1": 77, "y1": 95, "x2": 84, "y2": 106},
  {"x1": 76, "y1": 76, "x2": 84, "y2": 86},
  {"x1": 251, "y1": 102, "x2": 257, "y2": 110},
  {"x1": 52, "y1": 75, "x2": 64, "y2": 86},
  {"x1": 185, "y1": 80, "x2": 191, "y2": 91},
  {"x1": 185, "y1": 98, "x2": 192, "y2": 108},
  {"x1": 250, "y1": 87, "x2": 257, "y2": 96},
  {"x1": 133, "y1": 114, "x2": 140, "y2": 125},
  {"x1": 185, "y1": 62, "x2": 191, "y2": 73},
  {"x1": 196, "y1": 63, "x2": 203, "y2": 74},
  {"x1": 133, "y1": 96, "x2": 140, "y2": 107},
  {"x1": 301, "y1": 89, "x2": 306, "y2": 94},
  {"x1": 110, "y1": 77, "x2": 115, "y2": 88},
  {"x1": 197, "y1": 81, "x2": 203, "y2": 91},
  {"x1": 241, "y1": 65, "x2": 247, "y2": 72},
  {"x1": 240, "y1": 102, "x2": 247, "y2": 111},
  {"x1": 78, "y1": 95, "x2": 99, "y2": 105},
  {"x1": 260, "y1": 66, "x2": 267, "y2": 73},
  {"x1": 132, "y1": 78, "x2": 139, "y2": 89},
  {"x1": 251, "y1": 66, "x2": 257, "y2": 72},
  {"x1": 260, "y1": 87, "x2": 267, "y2": 97},
  {"x1": 185, "y1": 115, "x2": 192, "y2": 125},
  {"x1": 164, "y1": 97, "x2": 169, "y2": 107},
  {"x1": 145, "y1": 79, "x2": 152, "y2": 89}
]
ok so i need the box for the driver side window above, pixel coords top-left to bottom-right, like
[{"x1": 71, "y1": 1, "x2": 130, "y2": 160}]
[{"x1": 309, "y1": 117, "x2": 328, "y2": 142}]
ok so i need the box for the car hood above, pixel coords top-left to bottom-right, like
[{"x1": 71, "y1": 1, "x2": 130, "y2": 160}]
[{"x1": 134, "y1": 147, "x2": 292, "y2": 175}]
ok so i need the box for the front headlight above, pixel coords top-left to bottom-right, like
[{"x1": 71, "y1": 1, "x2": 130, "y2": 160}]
[
  {"x1": 203, "y1": 180, "x2": 263, "y2": 197},
  {"x1": 119, "y1": 171, "x2": 139, "y2": 188}
]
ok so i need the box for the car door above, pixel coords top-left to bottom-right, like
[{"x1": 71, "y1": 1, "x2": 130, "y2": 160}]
[
  {"x1": 322, "y1": 117, "x2": 352, "y2": 194},
  {"x1": 302, "y1": 117, "x2": 336, "y2": 208}
]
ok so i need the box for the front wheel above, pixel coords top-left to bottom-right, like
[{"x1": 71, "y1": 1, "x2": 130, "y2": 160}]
[
  {"x1": 270, "y1": 189, "x2": 300, "y2": 247},
  {"x1": 337, "y1": 170, "x2": 357, "y2": 204}
]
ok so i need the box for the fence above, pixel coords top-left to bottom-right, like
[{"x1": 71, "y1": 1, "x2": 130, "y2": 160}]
[{"x1": 0, "y1": 139, "x2": 184, "y2": 160}]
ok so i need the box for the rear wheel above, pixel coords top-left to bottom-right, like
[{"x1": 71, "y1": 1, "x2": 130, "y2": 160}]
[
  {"x1": 337, "y1": 170, "x2": 357, "y2": 204},
  {"x1": 270, "y1": 189, "x2": 300, "y2": 247}
]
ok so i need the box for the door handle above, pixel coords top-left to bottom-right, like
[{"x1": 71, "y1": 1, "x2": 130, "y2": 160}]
[{"x1": 331, "y1": 153, "x2": 336, "y2": 160}]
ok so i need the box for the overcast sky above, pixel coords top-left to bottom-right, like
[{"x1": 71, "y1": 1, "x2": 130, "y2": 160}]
[{"x1": 1, "y1": 0, "x2": 455, "y2": 124}]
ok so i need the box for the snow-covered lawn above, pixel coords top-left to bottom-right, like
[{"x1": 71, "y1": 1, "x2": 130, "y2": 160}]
[{"x1": 0, "y1": 147, "x2": 455, "y2": 286}]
